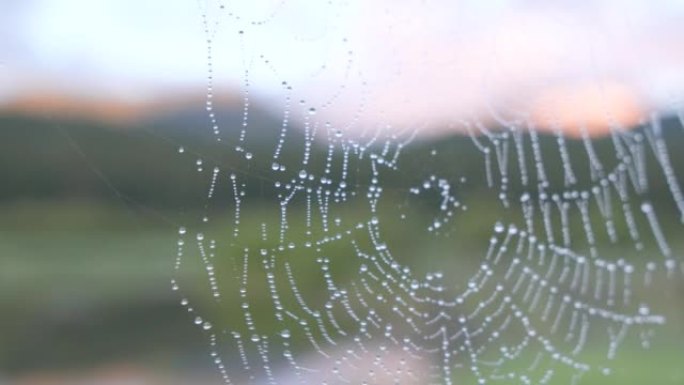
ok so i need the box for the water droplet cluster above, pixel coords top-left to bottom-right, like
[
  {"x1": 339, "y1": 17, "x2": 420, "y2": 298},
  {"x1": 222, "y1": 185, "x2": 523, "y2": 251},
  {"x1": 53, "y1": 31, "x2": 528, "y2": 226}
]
[{"x1": 171, "y1": 1, "x2": 684, "y2": 384}]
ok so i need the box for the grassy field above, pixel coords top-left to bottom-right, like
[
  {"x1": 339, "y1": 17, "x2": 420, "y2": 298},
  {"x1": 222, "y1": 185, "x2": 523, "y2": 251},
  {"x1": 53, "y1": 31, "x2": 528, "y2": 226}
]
[
  {"x1": 0, "y1": 201, "x2": 211, "y2": 377},
  {"x1": 0, "y1": 200, "x2": 682, "y2": 384}
]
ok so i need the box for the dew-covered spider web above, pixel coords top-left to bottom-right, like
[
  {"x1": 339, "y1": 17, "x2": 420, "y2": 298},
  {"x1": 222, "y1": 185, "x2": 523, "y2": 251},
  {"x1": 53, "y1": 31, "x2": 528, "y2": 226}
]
[{"x1": 170, "y1": 1, "x2": 684, "y2": 384}]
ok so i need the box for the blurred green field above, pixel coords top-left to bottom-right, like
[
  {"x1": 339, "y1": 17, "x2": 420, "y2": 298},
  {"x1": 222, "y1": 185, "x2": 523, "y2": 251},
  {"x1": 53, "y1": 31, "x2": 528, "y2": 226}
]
[
  {"x1": 0, "y1": 202, "x2": 209, "y2": 376},
  {"x1": 1, "y1": 200, "x2": 682, "y2": 384},
  {"x1": 2, "y1": 116, "x2": 684, "y2": 384}
]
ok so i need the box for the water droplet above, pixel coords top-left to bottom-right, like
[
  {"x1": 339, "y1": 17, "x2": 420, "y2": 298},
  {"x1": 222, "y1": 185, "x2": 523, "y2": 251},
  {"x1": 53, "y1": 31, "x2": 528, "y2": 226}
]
[{"x1": 640, "y1": 202, "x2": 652, "y2": 213}]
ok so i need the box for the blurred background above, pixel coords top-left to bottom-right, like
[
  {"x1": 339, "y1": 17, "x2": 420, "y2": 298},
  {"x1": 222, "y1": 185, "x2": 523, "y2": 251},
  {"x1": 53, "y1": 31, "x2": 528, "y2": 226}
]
[{"x1": 1, "y1": 0, "x2": 684, "y2": 384}]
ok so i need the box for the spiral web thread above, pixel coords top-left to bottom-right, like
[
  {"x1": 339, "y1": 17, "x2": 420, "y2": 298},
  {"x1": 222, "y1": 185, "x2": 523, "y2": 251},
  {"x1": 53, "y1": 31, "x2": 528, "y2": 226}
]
[{"x1": 171, "y1": 2, "x2": 684, "y2": 384}]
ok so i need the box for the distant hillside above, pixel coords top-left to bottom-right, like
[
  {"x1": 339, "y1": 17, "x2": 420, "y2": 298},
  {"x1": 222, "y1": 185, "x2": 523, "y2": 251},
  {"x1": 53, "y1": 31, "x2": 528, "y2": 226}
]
[{"x1": 2, "y1": 104, "x2": 683, "y2": 215}]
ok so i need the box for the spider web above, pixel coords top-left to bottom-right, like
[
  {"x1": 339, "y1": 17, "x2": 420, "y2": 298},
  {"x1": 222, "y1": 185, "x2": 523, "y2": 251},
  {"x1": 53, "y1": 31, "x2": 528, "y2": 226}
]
[{"x1": 171, "y1": 1, "x2": 684, "y2": 384}]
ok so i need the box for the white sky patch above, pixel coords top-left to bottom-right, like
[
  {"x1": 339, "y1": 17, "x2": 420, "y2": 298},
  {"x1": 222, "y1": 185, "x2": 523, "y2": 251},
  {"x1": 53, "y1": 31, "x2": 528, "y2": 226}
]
[{"x1": 2, "y1": 0, "x2": 684, "y2": 131}]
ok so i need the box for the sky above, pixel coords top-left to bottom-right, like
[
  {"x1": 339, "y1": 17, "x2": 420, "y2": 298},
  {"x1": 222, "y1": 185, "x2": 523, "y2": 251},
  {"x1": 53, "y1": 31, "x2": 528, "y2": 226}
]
[
  {"x1": 2, "y1": 0, "x2": 684, "y2": 134},
  {"x1": 0, "y1": 0, "x2": 208, "y2": 101}
]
